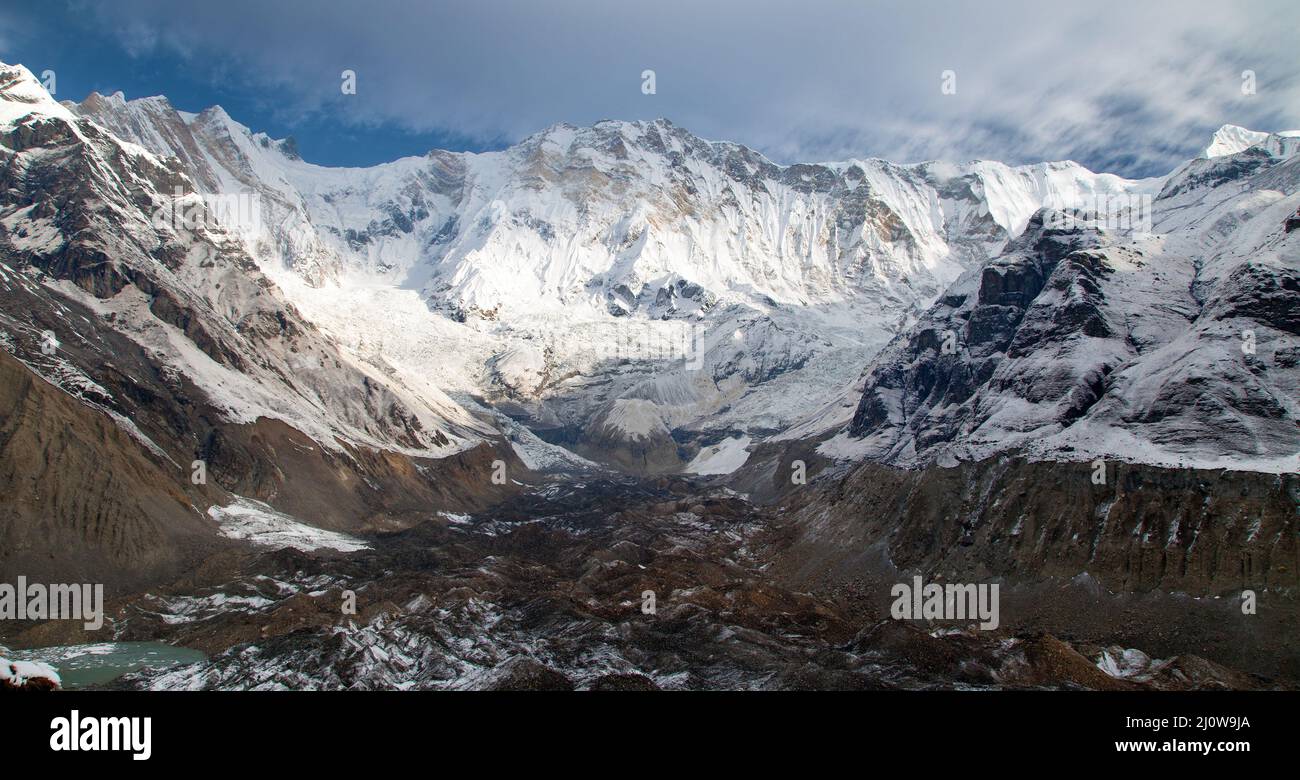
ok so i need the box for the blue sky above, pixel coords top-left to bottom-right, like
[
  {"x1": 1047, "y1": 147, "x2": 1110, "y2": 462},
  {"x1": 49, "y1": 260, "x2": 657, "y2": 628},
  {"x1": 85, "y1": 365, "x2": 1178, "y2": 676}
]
[
  {"x1": 2, "y1": 0, "x2": 1297, "y2": 176},
  {"x1": 0, "y1": 0, "x2": 489, "y2": 166}
]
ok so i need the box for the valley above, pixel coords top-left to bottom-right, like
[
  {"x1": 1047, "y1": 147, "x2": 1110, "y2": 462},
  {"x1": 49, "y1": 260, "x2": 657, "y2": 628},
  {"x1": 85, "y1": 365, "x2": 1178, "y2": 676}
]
[
  {"x1": 0, "y1": 58, "x2": 1296, "y2": 691},
  {"x1": 6, "y1": 474, "x2": 1294, "y2": 690}
]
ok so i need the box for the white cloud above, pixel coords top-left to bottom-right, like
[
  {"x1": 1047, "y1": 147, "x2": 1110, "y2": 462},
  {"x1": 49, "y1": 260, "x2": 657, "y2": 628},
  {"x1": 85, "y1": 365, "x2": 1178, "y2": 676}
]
[{"x1": 88, "y1": 0, "x2": 1300, "y2": 176}]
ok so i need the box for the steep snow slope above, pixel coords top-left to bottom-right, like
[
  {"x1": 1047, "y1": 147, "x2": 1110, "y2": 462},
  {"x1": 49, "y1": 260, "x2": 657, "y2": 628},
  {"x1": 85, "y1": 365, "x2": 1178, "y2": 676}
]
[{"x1": 74, "y1": 89, "x2": 1159, "y2": 469}]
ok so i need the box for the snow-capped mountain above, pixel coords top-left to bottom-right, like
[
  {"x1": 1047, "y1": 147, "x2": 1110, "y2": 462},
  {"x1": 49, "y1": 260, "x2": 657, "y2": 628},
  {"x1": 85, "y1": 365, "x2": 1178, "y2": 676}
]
[
  {"x1": 818, "y1": 127, "x2": 1300, "y2": 473},
  {"x1": 3, "y1": 56, "x2": 1297, "y2": 692},
  {"x1": 6, "y1": 56, "x2": 1292, "y2": 486},
  {"x1": 0, "y1": 63, "x2": 515, "y2": 586},
  {"x1": 1202, "y1": 123, "x2": 1300, "y2": 159},
  {"x1": 3, "y1": 64, "x2": 490, "y2": 457},
  {"x1": 71, "y1": 83, "x2": 1160, "y2": 471}
]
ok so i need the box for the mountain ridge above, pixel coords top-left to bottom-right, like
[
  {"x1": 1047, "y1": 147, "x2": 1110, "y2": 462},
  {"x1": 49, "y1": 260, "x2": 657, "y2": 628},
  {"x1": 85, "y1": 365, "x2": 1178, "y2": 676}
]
[
  {"x1": 4, "y1": 59, "x2": 1296, "y2": 480},
  {"x1": 62, "y1": 65, "x2": 1186, "y2": 475}
]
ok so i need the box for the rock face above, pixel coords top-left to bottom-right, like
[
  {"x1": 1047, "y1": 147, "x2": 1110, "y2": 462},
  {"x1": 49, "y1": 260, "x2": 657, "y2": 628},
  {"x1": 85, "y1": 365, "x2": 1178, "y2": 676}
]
[
  {"x1": 846, "y1": 214, "x2": 1106, "y2": 455},
  {"x1": 766, "y1": 455, "x2": 1299, "y2": 680},
  {"x1": 0, "y1": 349, "x2": 220, "y2": 588},
  {"x1": 780, "y1": 456, "x2": 1297, "y2": 595}
]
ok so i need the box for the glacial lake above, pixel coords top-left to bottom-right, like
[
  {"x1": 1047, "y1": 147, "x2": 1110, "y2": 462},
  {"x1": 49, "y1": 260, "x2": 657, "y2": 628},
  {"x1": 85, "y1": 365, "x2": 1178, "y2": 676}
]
[{"x1": 8, "y1": 641, "x2": 207, "y2": 689}]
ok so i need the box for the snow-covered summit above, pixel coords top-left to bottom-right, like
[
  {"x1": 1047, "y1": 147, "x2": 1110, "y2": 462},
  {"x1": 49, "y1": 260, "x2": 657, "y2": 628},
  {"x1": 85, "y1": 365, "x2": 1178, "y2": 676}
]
[
  {"x1": 1205, "y1": 124, "x2": 1272, "y2": 158},
  {"x1": 1203, "y1": 123, "x2": 1300, "y2": 159},
  {"x1": 0, "y1": 63, "x2": 77, "y2": 127}
]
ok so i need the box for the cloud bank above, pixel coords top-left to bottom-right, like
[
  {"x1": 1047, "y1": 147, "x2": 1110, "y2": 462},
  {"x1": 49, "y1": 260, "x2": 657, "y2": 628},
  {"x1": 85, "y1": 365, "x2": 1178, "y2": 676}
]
[{"x1": 75, "y1": 0, "x2": 1300, "y2": 175}]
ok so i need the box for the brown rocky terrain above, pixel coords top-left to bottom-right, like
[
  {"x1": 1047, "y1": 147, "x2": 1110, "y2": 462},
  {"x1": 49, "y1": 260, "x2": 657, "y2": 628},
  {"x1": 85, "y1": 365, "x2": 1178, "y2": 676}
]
[
  {"x1": 2, "y1": 476, "x2": 1287, "y2": 691},
  {"x1": 0, "y1": 349, "x2": 222, "y2": 589},
  {"x1": 764, "y1": 455, "x2": 1299, "y2": 679},
  {"x1": 773, "y1": 456, "x2": 1297, "y2": 593}
]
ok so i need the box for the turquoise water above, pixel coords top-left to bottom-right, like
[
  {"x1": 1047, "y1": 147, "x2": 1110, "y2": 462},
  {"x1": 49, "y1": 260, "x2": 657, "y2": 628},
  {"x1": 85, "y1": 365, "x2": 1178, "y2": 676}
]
[{"x1": 8, "y1": 641, "x2": 207, "y2": 689}]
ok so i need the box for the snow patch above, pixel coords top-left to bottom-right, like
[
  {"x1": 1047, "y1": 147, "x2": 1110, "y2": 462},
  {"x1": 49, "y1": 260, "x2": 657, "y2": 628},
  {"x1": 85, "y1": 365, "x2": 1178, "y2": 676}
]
[
  {"x1": 685, "y1": 435, "x2": 752, "y2": 475},
  {"x1": 208, "y1": 497, "x2": 369, "y2": 552},
  {"x1": 0, "y1": 655, "x2": 61, "y2": 688}
]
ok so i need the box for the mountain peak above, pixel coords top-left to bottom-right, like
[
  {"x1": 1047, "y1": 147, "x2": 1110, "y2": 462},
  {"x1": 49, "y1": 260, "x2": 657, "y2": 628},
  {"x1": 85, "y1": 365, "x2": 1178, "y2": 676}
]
[
  {"x1": 80, "y1": 89, "x2": 175, "y2": 114},
  {"x1": 0, "y1": 61, "x2": 76, "y2": 127},
  {"x1": 1203, "y1": 124, "x2": 1270, "y2": 158}
]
